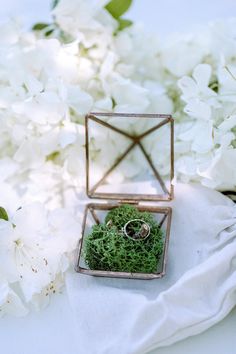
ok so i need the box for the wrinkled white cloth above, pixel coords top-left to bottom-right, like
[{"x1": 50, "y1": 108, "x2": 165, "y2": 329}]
[{"x1": 66, "y1": 183, "x2": 236, "y2": 354}]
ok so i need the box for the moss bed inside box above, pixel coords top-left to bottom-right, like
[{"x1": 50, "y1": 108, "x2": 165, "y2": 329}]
[{"x1": 83, "y1": 204, "x2": 164, "y2": 273}]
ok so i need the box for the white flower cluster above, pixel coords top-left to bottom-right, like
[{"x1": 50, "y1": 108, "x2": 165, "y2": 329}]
[
  {"x1": 0, "y1": 203, "x2": 80, "y2": 316},
  {"x1": 0, "y1": 0, "x2": 236, "y2": 314}
]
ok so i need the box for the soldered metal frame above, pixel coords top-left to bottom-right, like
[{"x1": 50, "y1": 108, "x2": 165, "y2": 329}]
[
  {"x1": 85, "y1": 112, "x2": 174, "y2": 201},
  {"x1": 75, "y1": 112, "x2": 174, "y2": 280},
  {"x1": 75, "y1": 202, "x2": 172, "y2": 280}
]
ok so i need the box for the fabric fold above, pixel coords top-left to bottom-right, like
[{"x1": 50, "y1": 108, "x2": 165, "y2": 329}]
[{"x1": 66, "y1": 183, "x2": 236, "y2": 354}]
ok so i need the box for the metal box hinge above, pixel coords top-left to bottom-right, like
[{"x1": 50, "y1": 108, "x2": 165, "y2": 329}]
[{"x1": 118, "y1": 200, "x2": 139, "y2": 205}]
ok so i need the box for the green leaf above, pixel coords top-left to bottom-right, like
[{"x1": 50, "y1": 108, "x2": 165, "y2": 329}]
[
  {"x1": 117, "y1": 18, "x2": 133, "y2": 31},
  {"x1": 32, "y1": 23, "x2": 50, "y2": 31},
  {"x1": 111, "y1": 97, "x2": 116, "y2": 109},
  {"x1": 0, "y1": 207, "x2": 9, "y2": 221},
  {"x1": 105, "y1": 0, "x2": 133, "y2": 19},
  {"x1": 45, "y1": 29, "x2": 54, "y2": 37},
  {"x1": 52, "y1": 0, "x2": 60, "y2": 9}
]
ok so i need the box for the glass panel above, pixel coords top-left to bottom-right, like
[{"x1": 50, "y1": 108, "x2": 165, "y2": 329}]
[
  {"x1": 78, "y1": 204, "x2": 170, "y2": 276},
  {"x1": 86, "y1": 113, "x2": 173, "y2": 201}
]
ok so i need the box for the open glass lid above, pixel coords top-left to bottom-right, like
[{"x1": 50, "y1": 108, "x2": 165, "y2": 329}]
[{"x1": 85, "y1": 112, "x2": 174, "y2": 202}]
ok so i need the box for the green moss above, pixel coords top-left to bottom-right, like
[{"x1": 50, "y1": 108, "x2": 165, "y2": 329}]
[{"x1": 83, "y1": 204, "x2": 164, "y2": 274}]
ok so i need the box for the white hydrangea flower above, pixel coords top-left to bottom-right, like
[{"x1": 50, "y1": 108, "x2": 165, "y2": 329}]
[
  {"x1": 52, "y1": 0, "x2": 116, "y2": 37},
  {"x1": 161, "y1": 36, "x2": 208, "y2": 77},
  {"x1": 218, "y1": 115, "x2": 236, "y2": 132},
  {"x1": 199, "y1": 148, "x2": 236, "y2": 190},
  {"x1": 178, "y1": 64, "x2": 216, "y2": 102},
  {"x1": 143, "y1": 81, "x2": 173, "y2": 114},
  {"x1": 178, "y1": 64, "x2": 220, "y2": 121},
  {"x1": 217, "y1": 63, "x2": 236, "y2": 102},
  {"x1": 66, "y1": 85, "x2": 93, "y2": 115},
  {"x1": 13, "y1": 91, "x2": 67, "y2": 125},
  {"x1": 0, "y1": 182, "x2": 21, "y2": 215},
  {"x1": 110, "y1": 76, "x2": 150, "y2": 113},
  {"x1": 179, "y1": 120, "x2": 214, "y2": 154},
  {"x1": 177, "y1": 55, "x2": 236, "y2": 186},
  {"x1": 113, "y1": 25, "x2": 162, "y2": 80}
]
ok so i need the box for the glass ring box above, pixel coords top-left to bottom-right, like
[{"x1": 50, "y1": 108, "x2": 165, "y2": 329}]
[{"x1": 75, "y1": 112, "x2": 174, "y2": 280}]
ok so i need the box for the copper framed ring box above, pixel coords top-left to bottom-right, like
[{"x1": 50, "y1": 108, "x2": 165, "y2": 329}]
[{"x1": 75, "y1": 112, "x2": 174, "y2": 280}]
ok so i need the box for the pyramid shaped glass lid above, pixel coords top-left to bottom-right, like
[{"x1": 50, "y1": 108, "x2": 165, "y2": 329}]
[{"x1": 85, "y1": 113, "x2": 174, "y2": 202}]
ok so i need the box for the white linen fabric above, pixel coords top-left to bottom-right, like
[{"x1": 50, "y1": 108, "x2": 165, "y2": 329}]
[{"x1": 66, "y1": 183, "x2": 236, "y2": 354}]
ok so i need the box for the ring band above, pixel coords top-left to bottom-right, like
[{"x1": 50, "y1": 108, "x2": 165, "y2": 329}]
[{"x1": 123, "y1": 219, "x2": 150, "y2": 241}]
